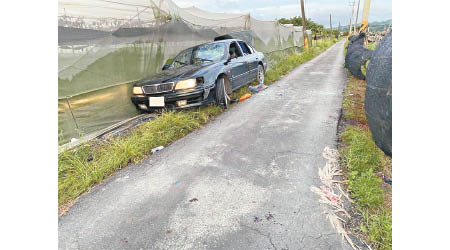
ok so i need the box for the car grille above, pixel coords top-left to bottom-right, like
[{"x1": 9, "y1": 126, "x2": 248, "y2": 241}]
[{"x1": 142, "y1": 82, "x2": 174, "y2": 94}]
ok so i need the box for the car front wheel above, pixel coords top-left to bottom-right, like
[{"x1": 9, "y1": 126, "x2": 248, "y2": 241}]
[{"x1": 215, "y1": 77, "x2": 230, "y2": 109}]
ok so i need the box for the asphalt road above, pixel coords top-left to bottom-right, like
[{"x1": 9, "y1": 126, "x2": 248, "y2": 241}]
[{"x1": 59, "y1": 40, "x2": 351, "y2": 250}]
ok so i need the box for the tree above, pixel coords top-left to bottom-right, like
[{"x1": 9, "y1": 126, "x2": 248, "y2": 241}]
[
  {"x1": 323, "y1": 29, "x2": 340, "y2": 37},
  {"x1": 278, "y1": 16, "x2": 324, "y2": 35}
]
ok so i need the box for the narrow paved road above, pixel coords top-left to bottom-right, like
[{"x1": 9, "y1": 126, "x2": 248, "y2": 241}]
[{"x1": 59, "y1": 40, "x2": 350, "y2": 250}]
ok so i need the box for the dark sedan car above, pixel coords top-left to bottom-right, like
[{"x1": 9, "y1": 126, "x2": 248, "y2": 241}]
[{"x1": 131, "y1": 38, "x2": 266, "y2": 111}]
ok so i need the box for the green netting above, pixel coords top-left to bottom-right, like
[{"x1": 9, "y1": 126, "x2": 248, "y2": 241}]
[{"x1": 58, "y1": 0, "x2": 311, "y2": 145}]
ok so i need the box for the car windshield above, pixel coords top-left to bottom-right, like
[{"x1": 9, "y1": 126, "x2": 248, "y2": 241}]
[
  {"x1": 171, "y1": 42, "x2": 226, "y2": 69},
  {"x1": 192, "y1": 42, "x2": 226, "y2": 63},
  {"x1": 172, "y1": 48, "x2": 192, "y2": 69}
]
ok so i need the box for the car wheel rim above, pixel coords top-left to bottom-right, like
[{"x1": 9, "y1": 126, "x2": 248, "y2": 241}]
[
  {"x1": 258, "y1": 66, "x2": 264, "y2": 84},
  {"x1": 223, "y1": 81, "x2": 229, "y2": 107}
]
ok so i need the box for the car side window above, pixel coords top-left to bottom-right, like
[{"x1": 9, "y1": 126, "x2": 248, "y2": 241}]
[
  {"x1": 238, "y1": 41, "x2": 252, "y2": 55},
  {"x1": 229, "y1": 42, "x2": 243, "y2": 59},
  {"x1": 172, "y1": 49, "x2": 191, "y2": 69}
]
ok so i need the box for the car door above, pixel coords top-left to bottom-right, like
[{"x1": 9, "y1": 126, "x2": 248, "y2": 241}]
[
  {"x1": 228, "y1": 41, "x2": 249, "y2": 90},
  {"x1": 238, "y1": 41, "x2": 258, "y2": 83}
]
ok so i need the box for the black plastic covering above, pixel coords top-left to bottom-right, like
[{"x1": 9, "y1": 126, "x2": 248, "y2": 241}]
[
  {"x1": 214, "y1": 34, "x2": 234, "y2": 41},
  {"x1": 345, "y1": 33, "x2": 373, "y2": 80},
  {"x1": 365, "y1": 32, "x2": 392, "y2": 157}
]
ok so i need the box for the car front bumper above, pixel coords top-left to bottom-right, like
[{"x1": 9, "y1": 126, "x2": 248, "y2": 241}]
[{"x1": 131, "y1": 87, "x2": 214, "y2": 112}]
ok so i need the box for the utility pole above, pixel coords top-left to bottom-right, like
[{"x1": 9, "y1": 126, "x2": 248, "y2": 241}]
[
  {"x1": 360, "y1": 0, "x2": 371, "y2": 33},
  {"x1": 349, "y1": 17, "x2": 352, "y2": 35},
  {"x1": 300, "y1": 0, "x2": 308, "y2": 49},
  {"x1": 354, "y1": 0, "x2": 361, "y2": 34},
  {"x1": 349, "y1": 0, "x2": 355, "y2": 34},
  {"x1": 329, "y1": 14, "x2": 333, "y2": 39},
  {"x1": 359, "y1": 0, "x2": 371, "y2": 48},
  {"x1": 338, "y1": 21, "x2": 341, "y2": 36}
]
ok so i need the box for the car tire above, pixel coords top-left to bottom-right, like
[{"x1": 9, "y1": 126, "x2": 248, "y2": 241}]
[
  {"x1": 257, "y1": 64, "x2": 265, "y2": 84},
  {"x1": 215, "y1": 77, "x2": 229, "y2": 109}
]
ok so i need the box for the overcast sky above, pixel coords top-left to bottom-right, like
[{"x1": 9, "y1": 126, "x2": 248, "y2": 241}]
[{"x1": 172, "y1": 0, "x2": 392, "y2": 28}]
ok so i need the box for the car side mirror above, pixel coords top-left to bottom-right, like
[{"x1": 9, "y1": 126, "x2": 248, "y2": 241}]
[
  {"x1": 162, "y1": 58, "x2": 173, "y2": 70},
  {"x1": 162, "y1": 64, "x2": 170, "y2": 71}
]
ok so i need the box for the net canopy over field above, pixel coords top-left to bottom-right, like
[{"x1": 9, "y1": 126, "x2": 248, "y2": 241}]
[{"x1": 58, "y1": 0, "x2": 311, "y2": 145}]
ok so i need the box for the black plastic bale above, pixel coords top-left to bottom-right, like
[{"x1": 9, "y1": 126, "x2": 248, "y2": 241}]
[
  {"x1": 345, "y1": 33, "x2": 373, "y2": 80},
  {"x1": 365, "y1": 31, "x2": 392, "y2": 157}
]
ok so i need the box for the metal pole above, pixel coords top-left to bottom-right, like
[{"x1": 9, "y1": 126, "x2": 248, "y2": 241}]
[
  {"x1": 354, "y1": 0, "x2": 361, "y2": 34},
  {"x1": 300, "y1": 0, "x2": 308, "y2": 50},
  {"x1": 329, "y1": 14, "x2": 333, "y2": 39},
  {"x1": 349, "y1": 0, "x2": 355, "y2": 34},
  {"x1": 66, "y1": 97, "x2": 79, "y2": 130},
  {"x1": 349, "y1": 17, "x2": 352, "y2": 35}
]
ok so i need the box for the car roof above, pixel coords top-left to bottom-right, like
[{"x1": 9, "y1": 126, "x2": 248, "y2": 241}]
[{"x1": 201, "y1": 39, "x2": 242, "y2": 46}]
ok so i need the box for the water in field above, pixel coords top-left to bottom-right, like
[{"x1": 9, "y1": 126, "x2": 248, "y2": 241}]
[
  {"x1": 58, "y1": 82, "x2": 140, "y2": 145},
  {"x1": 58, "y1": 40, "x2": 204, "y2": 145}
]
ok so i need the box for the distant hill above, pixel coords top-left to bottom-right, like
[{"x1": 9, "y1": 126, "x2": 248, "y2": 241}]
[{"x1": 338, "y1": 19, "x2": 391, "y2": 32}]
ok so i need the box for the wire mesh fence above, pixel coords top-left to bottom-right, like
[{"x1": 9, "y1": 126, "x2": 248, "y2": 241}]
[{"x1": 58, "y1": 0, "x2": 312, "y2": 145}]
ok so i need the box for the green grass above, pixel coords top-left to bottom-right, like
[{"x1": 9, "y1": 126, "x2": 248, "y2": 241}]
[
  {"x1": 340, "y1": 68, "x2": 391, "y2": 249},
  {"x1": 58, "y1": 106, "x2": 222, "y2": 207},
  {"x1": 342, "y1": 74, "x2": 367, "y2": 123},
  {"x1": 340, "y1": 126, "x2": 392, "y2": 250},
  {"x1": 362, "y1": 212, "x2": 392, "y2": 249},
  {"x1": 341, "y1": 127, "x2": 384, "y2": 205},
  {"x1": 58, "y1": 38, "x2": 340, "y2": 210}
]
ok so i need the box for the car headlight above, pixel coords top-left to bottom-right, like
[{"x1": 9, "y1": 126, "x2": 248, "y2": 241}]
[
  {"x1": 175, "y1": 79, "x2": 197, "y2": 90},
  {"x1": 132, "y1": 86, "x2": 143, "y2": 95}
]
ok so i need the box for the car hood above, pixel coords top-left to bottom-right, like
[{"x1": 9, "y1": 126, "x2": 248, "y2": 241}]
[{"x1": 134, "y1": 62, "x2": 215, "y2": 86}]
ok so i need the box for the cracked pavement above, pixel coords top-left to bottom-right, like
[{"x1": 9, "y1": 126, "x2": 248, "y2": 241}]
[{"x1": 59, "y1": 40, "x2": 351, "y2": 250}]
